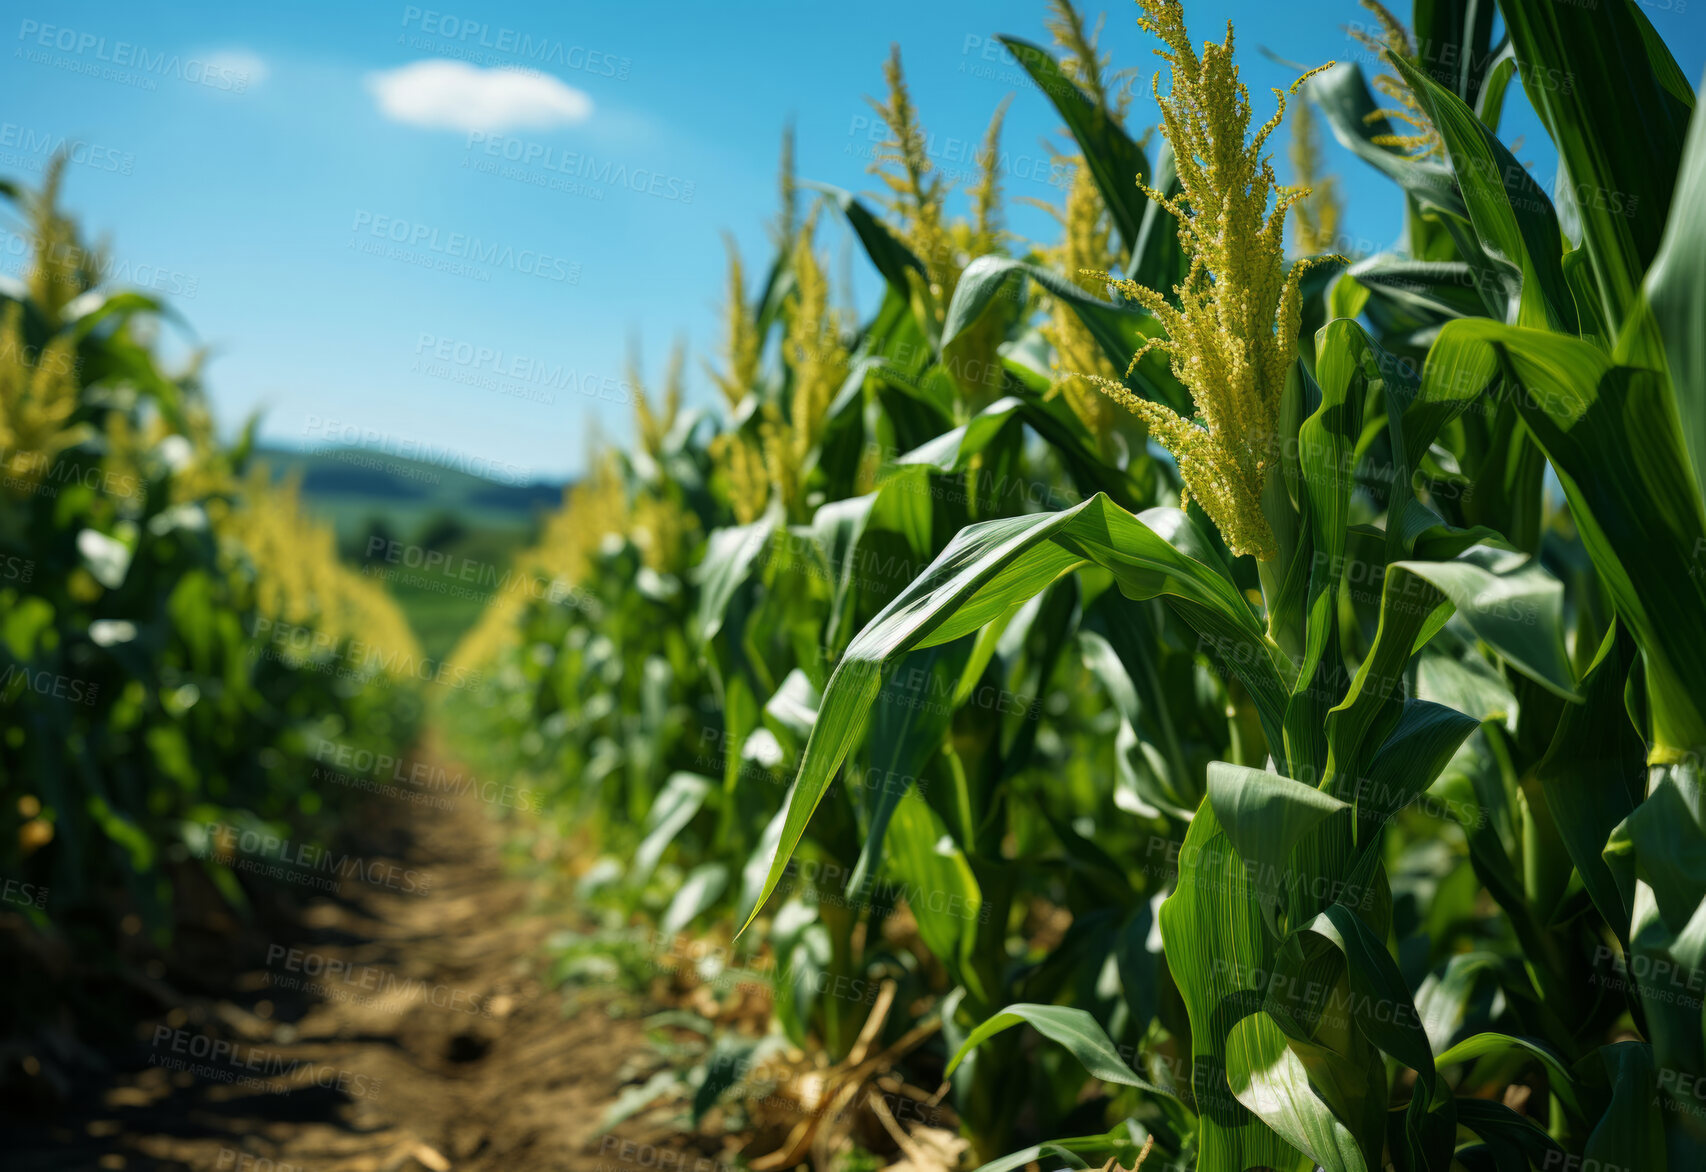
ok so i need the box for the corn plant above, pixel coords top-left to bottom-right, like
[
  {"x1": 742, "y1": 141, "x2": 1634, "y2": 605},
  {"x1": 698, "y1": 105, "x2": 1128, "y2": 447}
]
[
  {"x1": 456, "y1": 2, "x2": 1705, "y2": 1169},
  {"x1": 1, "y1": 163, "x2": 421, "y2": 1029}
]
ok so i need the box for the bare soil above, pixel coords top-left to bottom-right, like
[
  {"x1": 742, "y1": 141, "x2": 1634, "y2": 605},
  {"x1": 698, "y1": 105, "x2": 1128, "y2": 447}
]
[{"x1": 2, "y1": 745, "x2": 721, "y2": 1172}]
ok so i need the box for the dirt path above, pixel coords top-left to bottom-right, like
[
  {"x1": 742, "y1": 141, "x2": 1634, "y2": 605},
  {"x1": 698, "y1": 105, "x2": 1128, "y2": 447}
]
[{"x1": 7, "y1": 741, "x2": 717, "y2": 1172}]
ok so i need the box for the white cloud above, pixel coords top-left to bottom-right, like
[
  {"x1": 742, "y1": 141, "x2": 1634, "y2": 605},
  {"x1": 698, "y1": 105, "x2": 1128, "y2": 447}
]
[
  {"x1": 201, "y1": 48, "x2": 269, "y2": 88},
  {"x1": 365, "y1": 60, "x2": 593, "y2": 133}
]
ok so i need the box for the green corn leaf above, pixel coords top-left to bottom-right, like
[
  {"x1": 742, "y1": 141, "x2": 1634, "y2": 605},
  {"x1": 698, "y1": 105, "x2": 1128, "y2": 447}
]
[
  {"x1": 1352, "y1": 699, "x2": 1482, "y2": 835},
  {"x1": 1535, "y1": 623, "x2": 1646, "y2": 936},
  {"x1": 632, "y1": 773, "x2": 714, "y2": 889},
  {"x1": 801, "y1": 180, "x2": 925, "y2": 301},
  {"x1": 1389, "y1": 53, "x2": 1576, "y2": 334},
  {"x1": 1207, "y1": 762, "x2": 1349, "y2": 929},
  {"x1": 885, "y1": 786, "x2": 989, "y2": 1005},
  {"x1": 1619, "y1": 67, "x2": 1706, "y2": 518},
  {"x1": 694, "y1": 510, "x2": 781, "y2": 644},
  {"x1": 1493, "y1": 0, "x2": 1693, "y2": 335},
  {"x1": 1322, "y1": 565, "x2": 1453, "y2": 793},
  {"x1": 1413, "y1": 0, "x2": 1499, "y2": 108},
  {"x1": 1225, "y1": 1012, "x2": 1367, "y2": 1172},
  {"x1": 737, "y1": 494, "x2": 1286, "y2": 935},
  {"x1": 760, "y1": 669, "x2": 820, "y2": 757},
  {"x1": 659, "y1": 862, "x2": 729, "y2": 937},
  {"x1": 1080, "y1": 593, "x2": 1196, "y2": 818},
  {"x1": 944, "y1": 1001, "x2": 1182, "y2": 1107},
  {"x1": 993, "y1": 35, "x2": 1154, "y2": 271},
  {"x1": 1302, "y1": 904, "x2": 1453, "y2": 1169},
  {"x1": 967, "y1": 1128, "x2": 1153, "y2": 1172},
  {"x1": 846, "y1": 642, "x2": 967, "y2": 895},
  {"x1": 1450, "y1": 1098, "x2": 1570, "y2": 1170},
  {"x1": 898, "y1": 371, "x2": 1155, "y2": 514},
  {"x1": 1415, "y1": 952, "x2": 1506, "y2": 1055},
  {"x1": 1305, "y1": 62, "x2": 1465, "y2": 219},
  {"x1": 1391, "y1": 547, "x2": 1579, "y2": 702},
  {"x1": 1576, "y1": 1042, "x2": 1666, "y2": 1172},
  {"x1": 810, "y1": 493, "x2": 882, "y2": 655},
  {"x1": 1609, "y1": 768, "x2": 1706, "y2": 1123},
  {"x1": 1448, "y1": 317, "x2": 1706, "y2": 755},
  {"x1": 942, "y1": 255, "x2": 1189, "y2": 416},
  {"x1": 1435, "y1": 1031, "x2": 1582, "y2": 1119},
  {"x1": 1158, "y1": 796, "x2": 1315, "y2": 1171},
  {"x1": 1341, "y1": 256, "x2": 1488, "y2": 321},
  {"x1": 892, "y1": 397, "x2": 1026, "y2": 475}
]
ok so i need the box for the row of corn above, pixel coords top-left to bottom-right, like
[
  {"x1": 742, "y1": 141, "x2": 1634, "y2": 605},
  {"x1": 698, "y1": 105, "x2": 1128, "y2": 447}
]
[
  {"x1": 1, "y1": 160, "x2": 423, "y2": 1040},
  {"x1": 452, "y1": 3, "x2": 1706, "y2": 1169}
]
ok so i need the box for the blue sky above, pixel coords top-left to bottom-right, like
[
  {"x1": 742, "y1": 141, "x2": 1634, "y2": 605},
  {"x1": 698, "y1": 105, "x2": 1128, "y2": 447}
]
[{"x1": 4, "y1": 1, "x2": 1702, "y2": 484}]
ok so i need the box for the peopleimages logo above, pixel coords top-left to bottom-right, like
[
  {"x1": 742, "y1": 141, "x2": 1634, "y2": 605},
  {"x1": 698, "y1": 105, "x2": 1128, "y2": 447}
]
[
  {"x1": 250, "y1": 615, "x2": 482, "y2": 691},
  {"x1": 463, "y1": 133, "x2": 695, "y2": 202},
  {"x1": 398, "y1": 7, "x2": 631, "y2": 79},
  {"x1": 16, "y1": 20, "x2": 256, "y2": 92},
  {"x1": 0, "y1": 123, "x2": 136, "y2": 173},
  {"x1": 312, "y1": 738, "x2": 543, "y2": 813},
  {"x1": 265, "y1": 944, "x2": 497, "y2": 1017},
  {"x1": 149, "y1": 1026, "x2": 382, "y2": 1099},
  {"x1": 0, "y1": 663, "x2": 98, "y2": 707},
  {"x1": 0, "y1": 227, "x2": 198, "y2": 298},
  {"x1": 302, "y1": 414, "x2": 532, "y2": 485},
  {"x1": 193, "y1": 821, "x2": 432, "y2": 896},
  {"x1": 1, "y1": 877, "x2": 49, "y2": 909},
  {"x1": 349, "y1": 210, "x2": 580, "y2": 284},
  {"x1": 410, "y1": 332, "x2": 637, "y2": 406}
]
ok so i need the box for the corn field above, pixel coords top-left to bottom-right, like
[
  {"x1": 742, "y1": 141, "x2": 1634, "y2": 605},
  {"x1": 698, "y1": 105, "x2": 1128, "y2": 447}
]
[
  {"x1": 449, "y1": 1, "x2": 1706, "y2": 1169},
  {"x1": 0, "y1": 162, "x2": 421, "y2": 1031},
  {"x1": 5, "y1": 0, "x2": 1706, "y2": 1169}
]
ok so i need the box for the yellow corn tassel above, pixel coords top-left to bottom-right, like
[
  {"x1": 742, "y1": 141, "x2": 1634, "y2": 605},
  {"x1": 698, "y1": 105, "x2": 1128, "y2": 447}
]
[
  {"x1": 1042, "y1": 168, "x2": 1125, "y2": 446},
  {"x1": 707, "y1": 236, "x2": 770, "y2": 524},
  {"x1": 0, "y1": 302, "x2": 81, "y2": 495},
  {"x1": 1289, "y1": 99, "x2": 1344, "y2": 256},
  {"x1": 868, "y1": 46, "x2": 957, "y2": 318},
  {"x1": 1083, "y1": 0, "x2": 1337, "y2": 561},
  {"x1": 764, "y1": 217, "x2": 848, "y2": 518},
  {"x1": 1349, "y1": 0, "x2": 1444, "y2": 159},
  {"x1": 1045, "y1": 0, "x2": 1134, "y2": 116},
  {"x1": 629, "y1": 341, "x2": 684, "y2": 462}
]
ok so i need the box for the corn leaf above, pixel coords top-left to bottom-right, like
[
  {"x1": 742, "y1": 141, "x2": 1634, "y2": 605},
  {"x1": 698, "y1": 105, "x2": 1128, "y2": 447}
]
[
  {"x1": 1493, "y1": 0, "x2": 1693, "y2": 334},
  {"x1": 738, "y1": 494, "x2": 1287, "y2": 933}
]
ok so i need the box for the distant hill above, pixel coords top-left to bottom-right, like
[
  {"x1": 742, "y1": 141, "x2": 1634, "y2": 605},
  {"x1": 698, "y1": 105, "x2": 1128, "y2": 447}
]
[
  {"x1": 253, "y1": 445, "x2": 568, "y2": 660},
  {"x1": 253, "y1": 445, "x2": 566, "y2": 543}
]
